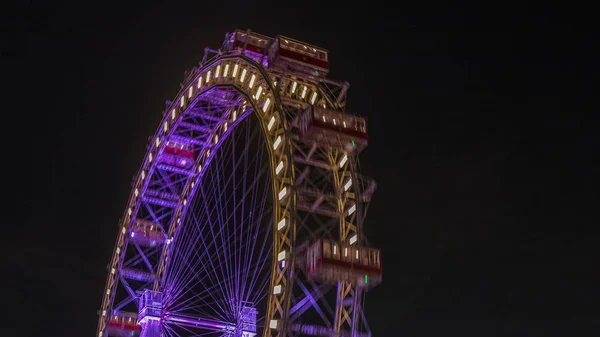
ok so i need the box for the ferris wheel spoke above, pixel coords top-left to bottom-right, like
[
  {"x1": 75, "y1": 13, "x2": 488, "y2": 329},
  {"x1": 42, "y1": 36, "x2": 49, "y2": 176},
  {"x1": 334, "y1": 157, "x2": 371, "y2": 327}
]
[
  {"x1": 166, "y1": 198, "x2": 267, "y2": 306},
  {"x1": 162, "y1": 116, "x2": 273, "y2": 328},
  {"x1": 167, "y1": 211, "x2": 233, "y2": 320},
  {"x1": 173, "y1": 258, "x2": 269, "y2": 315},
  {"x1": 241, "y1": 178, "x2": 272, "y2": 305},
  {"x1": 165, "y1": 137, "x2": 241, "y2": 290},
  {"x1": 211, "y1": 135, "x2": 237, "y2": 312},
  {"x1": 163, "y1": 322, "x2": 219, "y2": 337},
  {"x1": 166, "y1": 253, "x2": 229, "y2": 320}
]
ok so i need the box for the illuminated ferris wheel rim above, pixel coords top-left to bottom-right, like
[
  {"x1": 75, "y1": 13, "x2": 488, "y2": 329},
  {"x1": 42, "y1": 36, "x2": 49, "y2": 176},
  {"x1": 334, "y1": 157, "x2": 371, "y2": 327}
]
[
  {"x1": 97, "y1": 54, "x2": 304, "y2": 337},
  {"x1": 97, "y1": 32, "x2": 379, "y2": 337}
]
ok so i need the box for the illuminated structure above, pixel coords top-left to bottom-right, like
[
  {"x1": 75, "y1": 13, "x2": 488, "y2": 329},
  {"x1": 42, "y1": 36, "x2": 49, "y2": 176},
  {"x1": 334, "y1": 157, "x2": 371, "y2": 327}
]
[{"x1": 96, "y1": 29, "x2": 380, "y2": 337}]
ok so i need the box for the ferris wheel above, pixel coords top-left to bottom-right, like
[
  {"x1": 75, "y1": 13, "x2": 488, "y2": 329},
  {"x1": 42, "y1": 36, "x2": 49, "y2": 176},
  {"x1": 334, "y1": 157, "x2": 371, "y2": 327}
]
[{"x1": 97, "y1": 29, "x2": 381, "y2": 337}]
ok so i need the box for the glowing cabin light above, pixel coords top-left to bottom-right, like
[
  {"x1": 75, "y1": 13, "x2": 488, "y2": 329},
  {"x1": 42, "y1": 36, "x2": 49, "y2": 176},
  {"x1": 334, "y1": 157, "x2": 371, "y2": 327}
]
[
  {"x1": 197, "y1": 164, "x2": 202, "y2": 172},
  {"x1": 163, "y1": 121, "x2": 168, "y2": 132},
  {"x1": 273, "y1": 136, "x2": 282, "y2": 150},
  {"x1": 134, "y1": 188, "x2": 139, "y2": 197},
  {"x1": 278, "y1": 187, "x2": 287, "y2": 200},
  {"x1": 344, "y1": 247, "x2": 348, "y2": 257},
  {"x1": 333, "y1": 119, "x2": 337, "y2": 126},
  {"x1": 291, "y1": 81, "x2": 297, "y2": 93},
  {"x1": 255, "y1": 86, "x2": 263, "y2": 99},
  {"x1": 333, "y1": 245, "x2": 337, "y2": 254},
  {"x1": 277, "y1": 218, "x2": 286, "y2": 230},
  {"x1": 240, "y1": 68, "x2": 247, "y2": 82},
  {"x1": 263, "y1": 98, "x2": 271, "y2": 112},
  {"x1": 322, "y1": 115, "x2": 326, "y2": 122},
  {"x1": 188, "y1": 86, "x2": 193, "y2": 98},
  {"x1": 111, "y1": 268, "x2": 115, "y2": 274},
  {"x1": 215, "y1": 65, "x2": 221, "y2": 77},
  {"x1": 197, "y1": 77, "x2": 202, "y2": 88},
  {"x1": 249, "y1": 74, "x2": 256, "y2": 88},
  {"x1": 141, "y1": 171, "x2": 146, "y2": 180},
  {"x1": 339, "y1": 154, "x2": 348, "y2": 167},
  {"x1": 128, "y1": 208, "x2": 132, "y2": 216},
  {"x1": 277, "y1": 251, "x2": 286, "y2": 261},
  {"x1": 301, "y1": 86, "x2": 307, "y2": 99},
  {"x1": 116, "y1": 247, "x2": 121, "y2": 254},
  {"x1": 214, "y1": 134, "x2": 219, "y2": 144},
  {"x1": 275, "y1": 161, "x2": 284, "y2": 175},
  {"x1": 224, "y1": 122, "x2": 228, "y2": 132},
  {"x1": 149, "y1": 153, "x2": 153, "y2": 162},
  {"x1": 273, "y1": 285, "x2": 282, "y2": 294},
  {"x1": 131, "y1": 232, "x2": 135, "y2": 238},
  {"x1": 224, "y1": 64, "x2": 229, "y2": 77},
  {"x1": 206, "y1": 71, "x2": 211, "y2": 84},
  {"x1": 100, "y1": 331, "x2": 103, "y2": 337},
  {"x1": 180, "y1": 96, "x2": 185, "y2": 107},
  {"x1": 183, "y1": 199, "x2": 187, "y2": 205},
  {"x1": 343, "y1": 121, "x2": 347, "y2": 128},
  {"x1": 269, "y1": 320, "x2": 278, "y2": 329},
  {"x1": 121, "y1": 226, "x2": 126, "y2": 234},
  {"x1": 207, "y1": 149, "x2": 211, "y2": 157},
  {"x1": 102, "y1": 310, "x2": 106, "y2": 316},
  {"x1": 107, "y1": 289, "x2": 111, "y2": 295},
  {"x1": 267, "y1": 115, "x2": 275, "y2": 130},
  {"x1": 232, "y1": 110, "x2": 237, "y2": 121},
  {"x1": 348, "y1": 204, "x2": 356, "y2": 216},
  {"x1": 233, "y1": 64, "x2": 239, "y2": 77},
  {"x1": 273, "y1": 81, "x2": 277, "y2": 87},
  {"x1": 310, "y1": 92, "x2": 317, "y2": 104},
  {"x1": 171, "y1": 109, "x2": 176, "y2": 120},
  {"x1": 155, "y1": 137, "x2": 160, "y2": 148},
  {"x1": 349, "y1": 234, "x2": 357, "y2": 245},
  {"x1": 191, "y1": 181, "x2": 195, "y2": 188},
  {"x1": 344, "y1": 179, "x2": 352, "y2": 191}
]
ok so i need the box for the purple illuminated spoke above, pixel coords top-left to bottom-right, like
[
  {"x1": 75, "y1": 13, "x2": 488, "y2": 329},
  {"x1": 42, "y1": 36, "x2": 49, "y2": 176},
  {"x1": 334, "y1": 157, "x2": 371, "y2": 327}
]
[{"x1": 161, "y1": 114, "x2": 273, "y2": 336}]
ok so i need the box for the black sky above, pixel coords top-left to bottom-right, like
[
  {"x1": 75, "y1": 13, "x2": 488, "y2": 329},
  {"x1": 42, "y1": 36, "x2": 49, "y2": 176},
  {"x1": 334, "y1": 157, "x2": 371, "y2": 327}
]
[{"x1": 4, "y1": 1, "x2": 599, "y2": 336}]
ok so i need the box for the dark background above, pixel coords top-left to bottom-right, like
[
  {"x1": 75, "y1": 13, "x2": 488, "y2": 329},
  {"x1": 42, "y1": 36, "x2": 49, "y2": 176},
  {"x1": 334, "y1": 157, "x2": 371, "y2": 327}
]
[{"x1": 4, "y1": 1, "x2": 598, "y2": 336}]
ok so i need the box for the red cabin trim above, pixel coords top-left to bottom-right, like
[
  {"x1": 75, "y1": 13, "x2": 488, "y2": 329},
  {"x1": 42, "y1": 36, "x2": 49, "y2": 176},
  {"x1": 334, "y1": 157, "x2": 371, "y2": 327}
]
[
  {"x1": 277, "y1": 47, "x2": 329, "y2": 70},
  {"x1": 232, "y1": 40, "x2": 267, "y2": 55},
  {"x1": 319, "y1": 257, "x2": 382, "y2": 274},
  {"x1": 164, "y1": 146, "x2": 195, "y2": 159},
  {"x1": 302, "y1": 118, "x2": 369, "y2": 140},
  {"x1": 108, "y1": 321, "x2": 142, "y2": 332}
]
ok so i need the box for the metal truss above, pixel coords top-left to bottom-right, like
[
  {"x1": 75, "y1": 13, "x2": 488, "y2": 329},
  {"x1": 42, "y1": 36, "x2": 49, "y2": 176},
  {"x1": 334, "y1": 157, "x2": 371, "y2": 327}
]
[{"x1": 97, "y1": 50, "x2": 376, "y2": 337}]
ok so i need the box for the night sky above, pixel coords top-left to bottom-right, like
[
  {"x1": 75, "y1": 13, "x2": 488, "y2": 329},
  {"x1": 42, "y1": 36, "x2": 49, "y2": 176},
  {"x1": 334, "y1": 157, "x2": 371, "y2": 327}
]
[{"x1": 5, "y1": 2, "x2": 598, "y2": 336}]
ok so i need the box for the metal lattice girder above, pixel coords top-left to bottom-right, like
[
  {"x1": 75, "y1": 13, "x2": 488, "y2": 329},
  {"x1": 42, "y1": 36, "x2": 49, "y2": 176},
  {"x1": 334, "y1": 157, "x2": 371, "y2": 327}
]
[{"x1": 97, "y1": 43, "x2": 376, "y2": 337}]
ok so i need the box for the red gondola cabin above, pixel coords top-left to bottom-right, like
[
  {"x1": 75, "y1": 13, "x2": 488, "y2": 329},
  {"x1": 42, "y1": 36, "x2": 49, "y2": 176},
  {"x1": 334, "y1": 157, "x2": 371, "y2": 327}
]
[
  {"x1": 297, "y1": 106, "x2": 368, "y2": 153},
  {"x1": 269, "y1": 35, "x2": 329, "y2": 77},
  {"x1": 306, "y1": 239, "x2": 382, "y2": 289}
]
